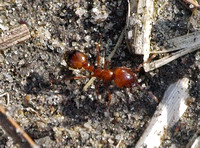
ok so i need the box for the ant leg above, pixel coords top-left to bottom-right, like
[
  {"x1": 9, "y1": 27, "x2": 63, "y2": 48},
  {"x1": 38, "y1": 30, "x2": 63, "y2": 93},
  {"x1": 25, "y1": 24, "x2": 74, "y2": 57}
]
[
  {"x1": 135, "y1": 82, "x2": 158, "y2": 103},
  {"x1": 95, "y1": 79, "x2": 101, "y2": 99},
  {"x1": 96, "y1": 42, "x2": 100, "y2": 68},
  {"x1": 66, "y1": 75, "x2": 94, "y2": 81},
  {"x1": 134, "y1": 54, "x2": 157, "y2": 72},
  {"x1": 50, "y1": 75, "x2": 92, "y2": 85},
  {"x1": 103, "y1": 83, "x2": 112, "y2": 111},
  {"x1": 83, "y1": 38, "x2": 102, "y2": 90},
  {"x1": 104, "y1": 60, "x2": 110, "y2": 69},
  {"x1": 100, "y1": 82, "x2": 112, "y2": 111},
  {"x1": 107, "y1": 89, "x2": 111, "y2": 111}
]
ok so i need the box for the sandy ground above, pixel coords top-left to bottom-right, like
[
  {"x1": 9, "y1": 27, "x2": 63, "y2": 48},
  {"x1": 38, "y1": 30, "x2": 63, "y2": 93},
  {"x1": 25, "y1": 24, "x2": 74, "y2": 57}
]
[{"x1": 0, "y1": 0, "x2": 199, "y2": 147}]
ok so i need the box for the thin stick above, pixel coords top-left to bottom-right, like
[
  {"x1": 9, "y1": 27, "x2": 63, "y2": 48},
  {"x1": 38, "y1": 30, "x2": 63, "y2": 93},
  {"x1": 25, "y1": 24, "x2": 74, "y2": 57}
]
[
  {"x1": 106, "y1": 27, "x2": 126, "y2": 62},
  {"x1": 83, "y1": 77, "x2": 96, "y2": 91},
  {"x1": 150, "y1": 47, "x2": 183, "y2": 53},
  {"x1": 145, "y1": 45, "x2": 200, "y2": 72},
  {"x1": 116, "y1": 136, "x2": 123, "y2": 148},
  {"x1": 24, "y1": 107, "x2": 46, "y2": 123},
  {"x1": 126, "y1": 0, "x2": 131, "y2": 27},
  {"x1": 0, "y1": 105, "x2": 39, "y2": 148}
]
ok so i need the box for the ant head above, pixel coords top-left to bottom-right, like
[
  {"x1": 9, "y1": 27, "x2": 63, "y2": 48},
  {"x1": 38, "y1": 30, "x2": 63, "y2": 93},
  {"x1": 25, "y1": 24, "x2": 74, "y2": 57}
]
[{"x1": 64, "y1": 50, "x2": 88, "y2": 69}]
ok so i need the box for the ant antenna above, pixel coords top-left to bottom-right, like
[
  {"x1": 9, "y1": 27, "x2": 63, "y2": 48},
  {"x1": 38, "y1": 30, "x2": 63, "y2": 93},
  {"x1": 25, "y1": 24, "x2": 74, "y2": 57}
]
[{"x1": 96, "y1": 34, "x2": 102, "y2": 68}]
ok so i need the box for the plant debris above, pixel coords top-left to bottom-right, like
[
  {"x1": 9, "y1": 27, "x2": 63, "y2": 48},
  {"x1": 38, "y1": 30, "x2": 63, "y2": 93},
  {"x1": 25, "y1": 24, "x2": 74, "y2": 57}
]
[{"x1": 0, "y1": 0, "x2": 199, "y2": 147}]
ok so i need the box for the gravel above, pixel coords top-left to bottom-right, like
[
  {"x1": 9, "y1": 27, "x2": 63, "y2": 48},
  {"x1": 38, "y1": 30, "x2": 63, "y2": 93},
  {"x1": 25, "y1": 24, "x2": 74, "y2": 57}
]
[{"x1": 0, "y1": 0, "x2": 199, "y2": 147}]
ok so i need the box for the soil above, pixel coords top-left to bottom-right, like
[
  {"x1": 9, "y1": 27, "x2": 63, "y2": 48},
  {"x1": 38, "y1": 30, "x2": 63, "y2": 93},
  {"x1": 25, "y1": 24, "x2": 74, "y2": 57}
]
[{"x1": 0, "y1": 0, "x2": 199, "y2": 147}]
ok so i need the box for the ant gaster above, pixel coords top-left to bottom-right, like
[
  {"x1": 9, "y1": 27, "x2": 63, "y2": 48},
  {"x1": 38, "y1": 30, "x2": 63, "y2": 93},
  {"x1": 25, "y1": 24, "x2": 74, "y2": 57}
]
[{"x1": 65, "y1": 43, "x2": 157, "y2": 108}]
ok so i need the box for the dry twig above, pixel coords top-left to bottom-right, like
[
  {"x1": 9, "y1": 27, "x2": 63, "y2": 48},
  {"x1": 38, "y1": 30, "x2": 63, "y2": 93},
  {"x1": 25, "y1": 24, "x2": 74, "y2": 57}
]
[
  {"x1": 126, "y1": 0, "x2": 155, "y2": 61},
  {"x1": 0, "y1": 105, "x2": 39, "y2": 148},
  {"x1": 186, "y1": 131, "x2": 200, "y2": 148},
  {"x1": 0, "y1": 24, "x2": 30, "y2": 50},
  {"x1": 136, "y1": 78, "x2": 190, "y2": 147},
  {"x1": 144, "y1": 31, "x2": 200, "y2": 72}
]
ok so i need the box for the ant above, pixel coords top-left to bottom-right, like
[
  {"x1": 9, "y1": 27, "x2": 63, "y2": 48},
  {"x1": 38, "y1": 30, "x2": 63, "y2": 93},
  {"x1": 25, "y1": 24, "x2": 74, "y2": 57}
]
[{"x1": 65, "y1": 42, "x2": 157, "y2": 109}]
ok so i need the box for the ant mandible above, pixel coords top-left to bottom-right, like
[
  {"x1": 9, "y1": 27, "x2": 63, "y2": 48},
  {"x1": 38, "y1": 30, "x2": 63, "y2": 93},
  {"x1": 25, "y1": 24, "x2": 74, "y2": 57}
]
[{"x1": 65, "y1": 42, "x2": 157, "y2": 109}]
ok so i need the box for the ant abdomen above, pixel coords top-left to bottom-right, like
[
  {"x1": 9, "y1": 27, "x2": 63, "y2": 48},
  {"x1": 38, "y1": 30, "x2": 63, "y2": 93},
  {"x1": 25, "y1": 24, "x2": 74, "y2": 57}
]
[{"x1": 114, "y1": 67, "x2": 136, "y2": 88}]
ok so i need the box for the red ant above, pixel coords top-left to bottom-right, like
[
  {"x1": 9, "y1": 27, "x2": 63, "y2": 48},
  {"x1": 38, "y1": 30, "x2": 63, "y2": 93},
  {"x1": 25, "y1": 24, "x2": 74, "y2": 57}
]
[{"x1": 65, "y1": 43, "x2": 157, "y2": 109}]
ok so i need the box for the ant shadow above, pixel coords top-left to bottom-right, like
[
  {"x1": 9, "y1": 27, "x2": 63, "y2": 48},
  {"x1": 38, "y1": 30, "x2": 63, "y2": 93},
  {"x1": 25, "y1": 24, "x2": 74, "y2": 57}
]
[
  {"x1": 22, "y1": 70, "x2": 110, "y2": 126},
  {"x1": 61, "y1": 96, "x2": 106, "y2": 126},
  {"x1": 24, "y1": 72, "x2": 51, "y2": 95}
]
